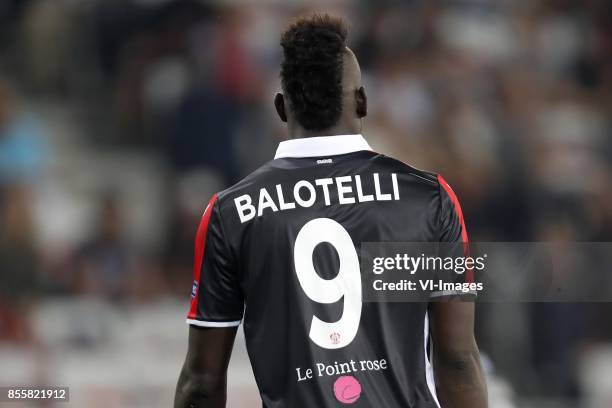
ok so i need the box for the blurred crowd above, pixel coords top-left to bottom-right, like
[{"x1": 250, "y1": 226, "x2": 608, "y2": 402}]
[{"x1": 0, "y1": 0, "x2": 611, "y2": 406}]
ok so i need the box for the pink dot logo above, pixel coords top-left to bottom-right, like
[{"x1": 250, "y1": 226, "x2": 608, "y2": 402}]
[{"x1": 333, "y1": 375, "x2": 362, "y2": 404}]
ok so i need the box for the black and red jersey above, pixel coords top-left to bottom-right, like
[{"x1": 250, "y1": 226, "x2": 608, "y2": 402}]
[{"x1": 186, "y1": 135, "x2": 467, "y2": 408}]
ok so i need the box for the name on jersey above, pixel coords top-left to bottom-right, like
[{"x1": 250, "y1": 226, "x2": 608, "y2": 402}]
[{"x1": 234, "y1": 173, "x2": 400, "y2": 223}]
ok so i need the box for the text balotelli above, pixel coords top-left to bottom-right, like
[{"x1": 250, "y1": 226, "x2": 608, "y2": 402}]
[{"x1": 235, "y1": 173, "x2": 400, "y2": 223}]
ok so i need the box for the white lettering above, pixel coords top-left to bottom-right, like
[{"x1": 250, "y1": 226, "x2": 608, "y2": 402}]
[
  {"x1": 294, "y1": 180, "x2": 316, "y2": 207},
  {"x1": 392, "y1": 173, "x2": 400, "y2": 200},
  {"x1": 315, "y1": 178, "x2": 334, "y2": 206},
  {"x1": 234, "y1": 174, "x2": 401, "y2": 223},
  {"x1": 336, "y1": 176, "x2": 355, "y2": 204},
  {"x1": 235, "y1": 195, "x2": 256, "y2": 223},
  {"x1": 355, "y1": 175, "x2": 374, "y2": 202},
  {"x1": 258, "y1": 188, "x2": 278, "y2": 216},
  {"x1": 276, "y1": 184, "x2": 295, "y2": 210},
  {"x1": 374, "y1": 173, "x2": 392, "y2": 201}
]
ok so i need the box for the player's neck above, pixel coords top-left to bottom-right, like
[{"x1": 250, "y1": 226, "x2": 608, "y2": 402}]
[{"x1": 290, "y1": 122, "x2": 362, "y2": 139}]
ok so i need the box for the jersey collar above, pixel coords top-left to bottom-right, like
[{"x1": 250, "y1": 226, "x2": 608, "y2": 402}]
[{"x1": 274, "y1": 134, "x2": 372, "y2": 159}]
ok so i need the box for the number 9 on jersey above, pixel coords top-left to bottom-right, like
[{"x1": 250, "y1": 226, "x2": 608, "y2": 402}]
[{"x1": 294, "y1": 218, "x2": 362, "y2": 349}]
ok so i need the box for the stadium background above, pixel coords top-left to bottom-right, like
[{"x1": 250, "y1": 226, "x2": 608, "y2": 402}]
[{"x1": 0, "y1": 0, "x2": 611, "y2": 407}]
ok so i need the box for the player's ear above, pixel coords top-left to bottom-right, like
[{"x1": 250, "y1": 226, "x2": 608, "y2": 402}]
[
  {"x1": 356, "y1": 86, "x2": 367, "y2": 118},
  {"x1": 274, "y1": 92, "x2": 287, "y2": 123}
]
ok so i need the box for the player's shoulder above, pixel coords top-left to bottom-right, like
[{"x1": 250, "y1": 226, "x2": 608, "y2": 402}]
[
  {"x1": 214, "y1": 160, "x2": 277, "y2": 205},
  {"x1": 370, "y1": 152, "x2": 441, "y2": 188}
]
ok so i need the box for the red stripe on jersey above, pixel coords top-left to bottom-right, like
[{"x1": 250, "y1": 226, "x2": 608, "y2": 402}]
[
  {"x1": 187, "y1": 194, "x2": 218, "y2": 320},
  {"x1": 437, "y1": 175, "x2": 473, "y2": 283}
]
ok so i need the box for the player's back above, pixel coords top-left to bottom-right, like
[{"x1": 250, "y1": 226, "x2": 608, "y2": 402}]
[{"x1": 188, "y1": 135, "x2": 466, "y2": 408}]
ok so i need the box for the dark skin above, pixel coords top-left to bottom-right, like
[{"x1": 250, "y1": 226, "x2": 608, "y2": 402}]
[
  {"x1": 174, "y1": 46, "x2": 487, "y2": 408},
  {"x1": 430, "y1": 301, "x2": 488, "y2": 407},
  {"x1": 175, "y1": 326, "x2": 237, "y2": 408}
]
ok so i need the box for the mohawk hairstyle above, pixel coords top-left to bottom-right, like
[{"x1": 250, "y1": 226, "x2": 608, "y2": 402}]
[{"x1": 280, "y1": 14, "x2": 348, "y2": 131}]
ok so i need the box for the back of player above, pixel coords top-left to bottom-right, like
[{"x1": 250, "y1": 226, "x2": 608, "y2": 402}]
[
  {"x1": 187, "y1": 136, "x2": 465, "y2": 407},
  {"x1": 175, "y1": 14, "x2": 487, "y2": 408}
]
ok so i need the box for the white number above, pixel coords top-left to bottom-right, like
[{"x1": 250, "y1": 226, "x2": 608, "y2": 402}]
[{"x1": 294, "y1": 218, "x2": 362, "y2": 349}]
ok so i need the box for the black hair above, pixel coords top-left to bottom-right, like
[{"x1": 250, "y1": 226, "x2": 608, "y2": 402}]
[{"x1": 280, "y1": 14, "x2": 348, "y2": 131}]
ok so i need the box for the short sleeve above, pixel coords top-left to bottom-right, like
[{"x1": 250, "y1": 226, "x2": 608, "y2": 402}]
[
  {"x1": 186, "y1": 194, "x2": 244, "y2": 327},
  {"x1": 431, "y1": 175, "x2": 475, "y2": 298}
]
